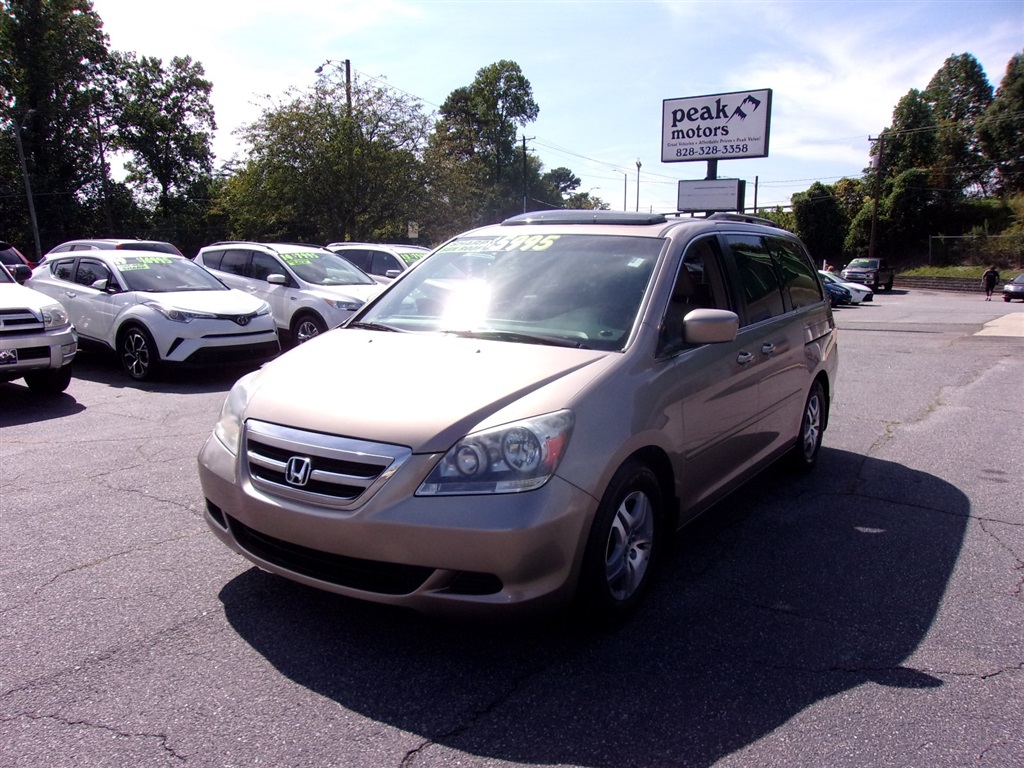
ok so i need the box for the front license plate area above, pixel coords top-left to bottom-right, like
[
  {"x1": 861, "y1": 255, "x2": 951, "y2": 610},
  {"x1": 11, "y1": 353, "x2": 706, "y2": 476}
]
[{"x1": 0, "y1": 348, "x2": 18, "y2": 365}]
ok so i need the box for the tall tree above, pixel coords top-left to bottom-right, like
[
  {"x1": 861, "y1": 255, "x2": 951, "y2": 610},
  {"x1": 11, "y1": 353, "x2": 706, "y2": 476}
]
[
  {"x1": 884, "y1": 89, "x2": 938, "y2": 178},
  {"x1": 792, "y1": 182, "x2": 847, "y2": 264},
  {"x1": 977, "y1": 51, "x2": 1024, "y2": 194},
  {"x1": 924, "y1": 53, "x2": 993, "y2": 195},
  {"x1": 111, "y1": 53, "x2": 216, "y2": 218},
  {"x1": 0, "y1": 0, "x2": 109, "y2": 254}
]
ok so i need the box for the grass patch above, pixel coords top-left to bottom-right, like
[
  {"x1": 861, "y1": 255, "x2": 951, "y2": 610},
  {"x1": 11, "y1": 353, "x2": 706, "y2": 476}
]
[{"x1": 899, "y1": 265, "x2": 1020, "y2": 278}]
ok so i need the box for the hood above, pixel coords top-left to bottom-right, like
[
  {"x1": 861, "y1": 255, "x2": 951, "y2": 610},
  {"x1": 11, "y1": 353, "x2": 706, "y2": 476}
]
[
  {"x1": 0, "y1": 280, "x2": 66, "y2": 313},
  {"x1": 244, "y1": 329, "x2": 611, "y2": 452},
  {"x1": 136, "y1": 288, "x2": 266, "y2": 314}
]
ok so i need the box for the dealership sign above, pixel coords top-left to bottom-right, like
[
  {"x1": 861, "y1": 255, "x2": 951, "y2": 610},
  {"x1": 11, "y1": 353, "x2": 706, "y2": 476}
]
[{"x1": 661, "y1": 89, "x2": 772, "y2": 163}]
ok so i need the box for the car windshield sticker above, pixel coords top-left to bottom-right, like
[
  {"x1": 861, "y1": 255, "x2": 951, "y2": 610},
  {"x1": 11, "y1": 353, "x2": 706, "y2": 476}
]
[
  {"x1": 281, "y1": 252, "x2": 320, "y2": 266},
  {"x1": 114, "y1": 256, "x2": 175, "y2": 271},
  {"x1": 440, "y1": 235, "x2": 561, "y2": 254}
]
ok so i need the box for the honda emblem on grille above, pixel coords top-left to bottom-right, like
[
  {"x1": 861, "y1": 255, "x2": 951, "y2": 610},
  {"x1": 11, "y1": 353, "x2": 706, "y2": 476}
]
[{"x1": 285, "y1": 456, "x2": 313, "y2": 486}]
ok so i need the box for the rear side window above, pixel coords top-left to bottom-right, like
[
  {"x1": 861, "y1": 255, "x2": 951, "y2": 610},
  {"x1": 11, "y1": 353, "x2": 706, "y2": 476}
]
[
  {"x1": 337, "y1": 249, "x2": 371, "y2": 271},
  {"x1": 723, "y1": 234, "x2": 785, "y2": 324},
  {"x1": 768, "y1": 237, "x2": 822, "y2": 309}
]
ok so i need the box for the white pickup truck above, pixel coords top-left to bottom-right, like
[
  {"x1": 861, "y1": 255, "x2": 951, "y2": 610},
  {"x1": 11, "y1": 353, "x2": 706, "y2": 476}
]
[{"x1": 0, "y1": 263, "x2": 78, "y2": 394}]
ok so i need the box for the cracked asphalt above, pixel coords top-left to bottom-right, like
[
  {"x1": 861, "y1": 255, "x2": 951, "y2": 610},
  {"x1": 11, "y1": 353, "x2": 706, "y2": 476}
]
[{"x1": 1, "y1": 289, "x2": 1021, "y2": 767}]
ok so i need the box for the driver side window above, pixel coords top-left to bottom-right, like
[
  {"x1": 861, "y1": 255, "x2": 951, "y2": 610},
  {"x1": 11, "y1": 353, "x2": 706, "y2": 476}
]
[{"x1": 658, "y1": 237, "x2": 729, "y2": 356}]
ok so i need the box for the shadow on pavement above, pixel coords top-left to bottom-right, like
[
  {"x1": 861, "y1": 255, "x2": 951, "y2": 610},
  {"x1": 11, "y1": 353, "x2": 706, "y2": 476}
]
[{"x1": 218, "y1": 447, "x2": 968, "y2": 767}]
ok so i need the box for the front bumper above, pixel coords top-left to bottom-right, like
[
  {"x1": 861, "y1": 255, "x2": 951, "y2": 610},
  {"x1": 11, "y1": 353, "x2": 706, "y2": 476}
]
[
  {"x1": 0, "y1": 325, "x2": 77, "y2": 377},
  {"x1": 197, "y1": 430, "x2": 597, "y2": 615}
]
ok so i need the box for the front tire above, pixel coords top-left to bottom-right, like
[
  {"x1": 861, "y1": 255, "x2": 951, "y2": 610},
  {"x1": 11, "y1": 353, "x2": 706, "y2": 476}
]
[
  {"x1": 291, "y1": 313, "x2": 326, "y2": 344},
  {"x1": 578, "y1": 460, "x2": 664, "y2": 623},
  {"x1": 790, "y1": 379, "x2": 826, "y2": 472},
  {"x1": 119, "y1": 325, "x2": 159, "y2": 381},
  {"x1": 24, "y1": 365, "x2": 73, "y2": 395}
]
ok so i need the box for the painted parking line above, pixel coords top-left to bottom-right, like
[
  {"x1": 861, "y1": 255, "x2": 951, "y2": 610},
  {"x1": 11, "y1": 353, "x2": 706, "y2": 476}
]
[{"x1": 974, "y1": 313, "x2": 1024, "y2": 337}]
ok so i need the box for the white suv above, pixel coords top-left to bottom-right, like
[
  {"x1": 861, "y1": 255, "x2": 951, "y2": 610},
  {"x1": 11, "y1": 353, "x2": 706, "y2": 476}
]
[
  {"x1": 195, "y1": 243, "x2": 382, "y2": 343},
  {"x1": 0, "y1": 263, "x2": 77, "y2": 394},
  {"x1": 198, "y1": 211, "x2": 838, "y2": 621},
  {"x1": 326, "y1": 242, "x2": 431, "y2": 282}
]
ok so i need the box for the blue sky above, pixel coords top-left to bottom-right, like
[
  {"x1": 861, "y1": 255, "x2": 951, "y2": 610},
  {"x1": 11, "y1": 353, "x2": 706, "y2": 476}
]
[{"x1": 90, "y1": 0, "x2": 1023, "y2": 213}]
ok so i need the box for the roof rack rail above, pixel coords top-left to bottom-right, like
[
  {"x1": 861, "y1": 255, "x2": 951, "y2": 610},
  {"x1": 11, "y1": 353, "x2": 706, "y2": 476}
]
[
  {"x1": 502, "y1": 210, "x2": 668, "y2": 226},
  {"x1": 706, "y1": 212, "x2": 783, "y2": 228}
]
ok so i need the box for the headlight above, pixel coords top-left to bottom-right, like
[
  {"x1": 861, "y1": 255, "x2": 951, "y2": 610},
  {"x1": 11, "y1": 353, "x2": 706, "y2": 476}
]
[
  {"x1": 144, "y1": 301, "x2": 217, "y2": 323},
  {"x1": 324, "y1": 298, "x2": 362, "y2": 311},
  {"x1": 213, "y1": 372, "x2": 258, "y2": 456},
  {"x1": 256, "y1": 301, "x2": 272, "y2": 316},
  {"x1": 417, "y1": 410, "x2": 574, "y2": 496},
  {"x1": 41, "y1": 304, "x2": 70, "y2": 330}
]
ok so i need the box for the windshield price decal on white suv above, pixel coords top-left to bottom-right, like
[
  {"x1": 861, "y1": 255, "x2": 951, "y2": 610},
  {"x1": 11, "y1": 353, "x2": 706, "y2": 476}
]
[
  {"x1": 281, "y1": 253, "x2": 319, "y2": 266},
  {"x1": 113, "y1": 256, "x2": 174, "y2": 271}
]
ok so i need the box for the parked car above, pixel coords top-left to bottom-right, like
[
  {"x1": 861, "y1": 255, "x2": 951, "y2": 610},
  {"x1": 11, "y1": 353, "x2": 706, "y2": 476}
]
[
  {"x1": 44, "y1": 238, "x2": 184, "y2": 258},
  {"x1": 0, "y1": 263, "x2": 77, "y2": 394},
  {"x1": 819, "y1": 270, "x2": 872, "y2": 303},
  {"x1": 198, "y1": 210, "x2": 838, "y2": 621},
  {"x1": 27, "y1": 251, "x2": 278, "y2": 381},
  {"x1": 1002, "y1": 273, "x2": 1024, "y2": 302},
  {"x1": 841, "y1": 257, "x2": 894, "y2": 291},
  {"x1": 823, "y1": 280, "x2": 852, "y2": 307},
  {"x1": 194, "y1": 242, "x2": 381, "y2": 343},
  {"x1": 325, "y1": 242, "x2": 432, "y2": 282},
  {"x1": 0, "y1": 241, "x2": 35, "y2": 282}
]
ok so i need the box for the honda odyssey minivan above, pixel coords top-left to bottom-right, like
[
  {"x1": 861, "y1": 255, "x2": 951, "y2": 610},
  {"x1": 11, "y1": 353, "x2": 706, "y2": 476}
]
[{"x1": 198, "y1": 211, "x2": 838, "y2": 620}]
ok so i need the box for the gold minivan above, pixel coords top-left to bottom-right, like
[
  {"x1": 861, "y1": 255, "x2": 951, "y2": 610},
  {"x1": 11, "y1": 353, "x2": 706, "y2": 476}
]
[{"x1": 198, "y1": 211, "x2": 838, "y2": 620}]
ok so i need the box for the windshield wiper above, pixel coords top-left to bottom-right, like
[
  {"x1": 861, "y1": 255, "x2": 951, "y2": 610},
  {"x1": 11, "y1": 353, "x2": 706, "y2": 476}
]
[
  {"x1": 347, "y1": 321, "x2": 400, "y2": 332},
  {"x1": 445, "y1": 329, "x2": 589, "y2": 349}
]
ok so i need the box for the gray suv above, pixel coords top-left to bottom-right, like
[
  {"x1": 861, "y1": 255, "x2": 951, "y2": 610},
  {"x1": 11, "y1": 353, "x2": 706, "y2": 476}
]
[{"x1": 198, "y1": 211, "x2": 838, "y2": 621}]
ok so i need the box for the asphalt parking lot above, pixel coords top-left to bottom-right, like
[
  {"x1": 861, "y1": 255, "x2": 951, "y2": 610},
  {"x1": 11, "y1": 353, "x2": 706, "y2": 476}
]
[{"x1": 1, "y1": 288, "x2": 1022, "y2": 767}]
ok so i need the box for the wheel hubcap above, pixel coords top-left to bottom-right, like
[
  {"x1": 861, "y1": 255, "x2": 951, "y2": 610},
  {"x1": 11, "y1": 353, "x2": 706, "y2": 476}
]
[
  {"x1": 296, "y1": 321, "x2": 319, "y2": 343},
  {"x1": 123, "y1": 332, "x2": 149, "y2": 377},
  {"x1": 604, "y1": 490, "x2": 654, "y2": 601},
  {"x1": 802, "y1": 393, "x2": 821, "y2": 460}
]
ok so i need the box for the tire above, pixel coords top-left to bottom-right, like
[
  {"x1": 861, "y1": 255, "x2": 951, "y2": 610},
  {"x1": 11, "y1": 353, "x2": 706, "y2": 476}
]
[
  {"x1": 578, "y1": 460, "x2": 664, "y2": 623},
  {"x1": 24, "y1": 365, "x2": 72, "y2": 395},
  {"x1": 119, "y1": 325, "x2": 159, "y2": 381},
  {"x1": 291, "y1": 313, "x2": 326, "y2": 344},
  {"x1": 884, "y1": 277, "x2": 894, "y2": 291},
  {"x1": 1004, "y1": 296, "x2": 1010, "y2": 302},
  {"x1": 789, "y1": 379, "x2": 826, "y2": 473}
]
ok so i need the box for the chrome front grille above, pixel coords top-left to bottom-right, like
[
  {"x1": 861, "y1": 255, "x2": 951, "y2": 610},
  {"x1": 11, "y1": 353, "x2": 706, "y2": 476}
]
[
  {"x1": 0, "y1": 308, "x2": 44, "y2": 336},
  {"x1": 243, "y1": 419, "x2": 411, "y2": 510}
]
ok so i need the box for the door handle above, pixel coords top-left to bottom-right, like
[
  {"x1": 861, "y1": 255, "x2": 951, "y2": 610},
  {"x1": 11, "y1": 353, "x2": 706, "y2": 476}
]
[
  {"x1": 737, "y1": 351, "x2": 754, "y2": 365},
  {"x1": 761, "y1": 343, "x2": 776, "y2": 356},
  {"x1": 65, "y1": 291, "x2": 77, "y2": 299}
]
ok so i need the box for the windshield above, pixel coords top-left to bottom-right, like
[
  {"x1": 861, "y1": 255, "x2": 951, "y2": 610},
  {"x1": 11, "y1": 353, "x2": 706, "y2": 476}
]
[
  {"x1": 357, "y1": 233, "x2": 663, "y2": 351},
  {"x1": 281, "y1": 250, "x2": 376, "y2": 286},
  {"x1": 114, "y1": 256, "x2": 227, "y2": 292},
  {"x1": 1013, "y1": 274, "x2": 1024, "y2": 285},
  {"x1": 847, "y1": 259, "x2": 879, "y2": 269}
]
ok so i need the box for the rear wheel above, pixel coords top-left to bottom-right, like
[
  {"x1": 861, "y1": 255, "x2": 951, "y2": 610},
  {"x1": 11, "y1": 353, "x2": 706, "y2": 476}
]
[
  {"x1": 790, "y1": 379, "x2": 826, "y2": 472},
  {"x1": 578, "y1": 460, "x2": 664, "y2": 623},
  {"x1": 24, "y1": 365, "x2": 72, "y2": 395},
  {"x1": 291, "y1": 313, "x2": 326, "y2": 344},
  {"x1": 119, "y1": 325, "x2": 159, "y2": 381}
]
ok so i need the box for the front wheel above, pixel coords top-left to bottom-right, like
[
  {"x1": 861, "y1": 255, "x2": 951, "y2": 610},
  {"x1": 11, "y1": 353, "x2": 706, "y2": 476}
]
[
  {"x1": 24, "y1": 365, "x2": 73, "y2": 395},
  {"x1": 578, "y1": 460, "x2": 664, "y2": 623},
  {"x1": 119, "y1": 325, "x2": 159, "y2": 381},
  {"x1": 291, "y1": 313, "x2": 326, "y2": 344},
  {"x1": 789, "y1": 380, "x2": 826, "y2": 472}
]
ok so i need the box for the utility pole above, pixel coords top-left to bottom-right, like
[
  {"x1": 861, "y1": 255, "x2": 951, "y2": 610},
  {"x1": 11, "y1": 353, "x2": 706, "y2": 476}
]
[
  {"x1": 635, "y1": 159, "x2": 642, "y2": 212},
  {"x1": 11, "y1": 110, "x2": 41, "y2": 262},
  {"x1": 868, "y1": 133, "x2": 885, "y2": 261}
]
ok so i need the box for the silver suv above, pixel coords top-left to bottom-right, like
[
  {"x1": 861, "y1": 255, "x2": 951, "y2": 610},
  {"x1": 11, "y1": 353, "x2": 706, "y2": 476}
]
[
  {"x1": 194, "y1": 242, "x2": 381, "y2": 343},
  {"x1": 0, "y1": 263, "x2": 77, "y2": 394},
  {"x1": 198, "y1": 211, "x2": 838, "y2": 620}
]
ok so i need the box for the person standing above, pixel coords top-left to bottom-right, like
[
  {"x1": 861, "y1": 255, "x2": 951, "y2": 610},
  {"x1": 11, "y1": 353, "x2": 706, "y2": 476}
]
[{"x1": 982, "y1": 266, "x2": 1000, "y2": 300}]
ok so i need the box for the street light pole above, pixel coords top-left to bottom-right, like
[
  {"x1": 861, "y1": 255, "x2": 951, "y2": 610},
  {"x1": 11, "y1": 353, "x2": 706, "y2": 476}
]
[
  {"x1": 11, "y1": 110, "x2": 41, "y2": 262},
  {"x1": 635, "y1": 159, "x2": 642, "y2": 212}
]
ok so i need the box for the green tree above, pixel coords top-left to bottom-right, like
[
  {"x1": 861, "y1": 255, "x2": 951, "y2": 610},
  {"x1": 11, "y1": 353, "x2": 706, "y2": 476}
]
[
  {"x1": 221, "y1": 74, "x2": 430, "y2": 243},
  {"x1": 924, "y1": 53, "x2": 993, "y2": 195},
  {"x1": 111, "y1": 53, "x2": 217, "y2": 220},
  {"x1": 792, "y1": 181, "x2": 847, "y2": 264},
  {"x1": 0, "y1": 0, "x2": 109, "y2": 255},
  {"x1": 884, "y1": 89, "x2": 938, "y2": 178},
  {"x1": 977, "y1": 51, "x2": 1024, "y2": 194}
]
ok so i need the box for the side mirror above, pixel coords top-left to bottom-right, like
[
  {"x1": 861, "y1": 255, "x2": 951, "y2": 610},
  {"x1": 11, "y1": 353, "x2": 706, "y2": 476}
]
[
  {"x1": 384, "y1": 269, "x2": 402, "y2": 279},
  {"x1": 267, "y1": 273, "x2": 287, "y2": 285},
  {"x1": 683, "y1": 308, "x2": 739, "y2": 344},
  {"x1": 12, "y1": 264, "x2": 31, "y2": 283}
]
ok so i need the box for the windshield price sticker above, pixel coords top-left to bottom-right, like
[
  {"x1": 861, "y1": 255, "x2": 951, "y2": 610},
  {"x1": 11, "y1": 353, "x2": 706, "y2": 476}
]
[
  {"x1": 442, "y1": 235, "x2": 561, "y2": 254},
  {"x1": 115, "y1": 256, "x2": 174, "y2": 271},
  {"x1": 282, "y1": 252, "x2": 318, "y2": 266}
]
